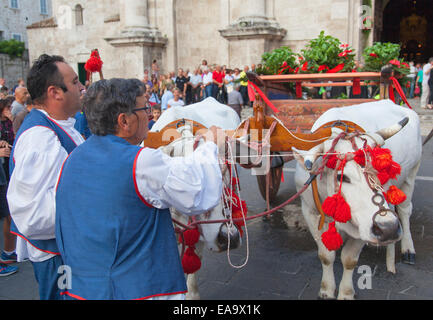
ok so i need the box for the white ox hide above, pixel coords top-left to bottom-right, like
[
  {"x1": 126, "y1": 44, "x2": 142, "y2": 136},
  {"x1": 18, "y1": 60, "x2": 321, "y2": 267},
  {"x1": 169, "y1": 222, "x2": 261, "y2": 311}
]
[
  {"x1": 293, "y1": 100, "x2": 422, "y2": 300},
  {"x1": 152, "y1": 98, "x2": 242, "y2": 300}
]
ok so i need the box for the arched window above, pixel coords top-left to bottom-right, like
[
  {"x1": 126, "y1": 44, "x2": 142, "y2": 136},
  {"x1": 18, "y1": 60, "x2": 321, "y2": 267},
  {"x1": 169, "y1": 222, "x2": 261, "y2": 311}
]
[{"x1": 75, "y1": 4, "x2": 83, "y2": 26}]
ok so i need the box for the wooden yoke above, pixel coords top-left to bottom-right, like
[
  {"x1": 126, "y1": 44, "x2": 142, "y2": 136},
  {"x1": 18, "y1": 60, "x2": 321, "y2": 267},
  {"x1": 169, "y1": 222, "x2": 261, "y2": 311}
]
[
  {"x1": 141, "y1": 103, "x2": 365, "y2": 152},
  {"x1": 142, "y1": 118, "x2": 208, "y2": 149}
]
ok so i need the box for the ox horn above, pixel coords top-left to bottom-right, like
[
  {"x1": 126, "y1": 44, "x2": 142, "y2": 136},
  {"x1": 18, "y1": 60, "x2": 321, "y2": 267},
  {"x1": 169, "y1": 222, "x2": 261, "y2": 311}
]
[
  {"x1": 375, "y1": 117, "x2": 409, "y2": 141},
  {"x1": 293, "y1": 143, "x2": 324, "y2": 172}
]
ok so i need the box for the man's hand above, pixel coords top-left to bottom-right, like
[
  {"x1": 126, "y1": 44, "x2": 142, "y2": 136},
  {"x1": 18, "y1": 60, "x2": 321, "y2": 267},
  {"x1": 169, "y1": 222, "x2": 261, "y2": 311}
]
[
  {"x1": 0, "y1": 140, "x2": 11, "y2": 149},
  {"x1": 0, "y1": 146, "x2": 11, "y2": 158},
  {"x1": 203, "y1": 126, "x2": 226, "y2": 149}
]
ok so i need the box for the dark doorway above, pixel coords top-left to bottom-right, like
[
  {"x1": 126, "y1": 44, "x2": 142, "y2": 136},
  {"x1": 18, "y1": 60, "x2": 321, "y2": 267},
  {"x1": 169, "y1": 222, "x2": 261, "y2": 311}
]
[
  {"x1": 380, "y1": 0, "x2": 433, "y2": 63},
  {"x1": 78, "y1": 63, "x2": 87, "y2": 86}
]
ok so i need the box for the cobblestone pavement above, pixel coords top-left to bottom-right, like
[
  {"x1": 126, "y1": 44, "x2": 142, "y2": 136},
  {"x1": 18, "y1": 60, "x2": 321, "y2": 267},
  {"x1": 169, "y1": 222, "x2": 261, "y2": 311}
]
[
  {"x1": 197, "y1": 98, "x2": 433, "y2": 300},
  {"x1": 0, "y1": 98, "x2": 431, "y2": 300}
]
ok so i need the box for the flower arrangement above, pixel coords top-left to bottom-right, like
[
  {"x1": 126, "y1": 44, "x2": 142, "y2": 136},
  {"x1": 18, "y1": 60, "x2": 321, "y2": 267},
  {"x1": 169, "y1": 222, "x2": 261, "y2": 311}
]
[
  {"x1": 299, "y1": 31, "x2": 356, "y2": 74},
  {"x1": 362, "y1": 42, "x2": 410, "y2": 78},
  {"x1": 256, "y1": 46, "x2": 298, "y2": 75}
]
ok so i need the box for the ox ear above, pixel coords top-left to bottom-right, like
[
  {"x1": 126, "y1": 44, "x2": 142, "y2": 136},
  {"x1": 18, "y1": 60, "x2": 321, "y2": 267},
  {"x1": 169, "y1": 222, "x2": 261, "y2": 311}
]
[{"x1": 293, "y1": 143, "x2": 324, "y2": 172}]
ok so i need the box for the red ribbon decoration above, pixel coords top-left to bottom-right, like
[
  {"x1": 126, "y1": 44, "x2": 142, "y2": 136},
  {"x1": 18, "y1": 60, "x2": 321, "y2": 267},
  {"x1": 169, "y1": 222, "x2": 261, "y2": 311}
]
[
  {"x1": 247, "y1": 82, "x2": 256, "y2": 102},
  {"x1": 296, "y1": 81, "x2": 302, "y2": 98},
  {"x1": 247, "y1": 81, "x2": 280, "y2": 113},
  {"x1": 353, "y1": 77, "x2": 361, "y2": 95},
  {"x1": 389, "y1": 76, "x2": 413, "y2": 109}
]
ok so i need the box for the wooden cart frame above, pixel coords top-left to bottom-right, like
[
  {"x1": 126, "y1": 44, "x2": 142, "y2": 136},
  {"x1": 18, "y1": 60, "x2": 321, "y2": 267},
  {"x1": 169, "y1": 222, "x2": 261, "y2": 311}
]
[{"x1": 249, "y1": 66, "x2": 395, "y2": 202}]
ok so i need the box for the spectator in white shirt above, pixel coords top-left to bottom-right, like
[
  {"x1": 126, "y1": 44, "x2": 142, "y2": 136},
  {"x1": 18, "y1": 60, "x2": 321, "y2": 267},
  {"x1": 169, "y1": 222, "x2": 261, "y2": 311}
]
[
  {"x1": 202, "y1": 69, "x2": 213, "y2": 99},
  {"x1": 167, "y1": 88, "x2": 185, "y2": 109},
  {"x1": 421, "y1": 57, "x2": 433, "y2": 109},
  {"x1": 189, "y1": 68, "x2": 203, "y2": 103}
]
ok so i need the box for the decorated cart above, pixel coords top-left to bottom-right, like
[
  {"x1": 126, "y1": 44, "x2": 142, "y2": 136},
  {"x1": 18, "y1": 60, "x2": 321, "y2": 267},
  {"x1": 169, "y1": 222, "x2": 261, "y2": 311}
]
[{"x1": 141, "y1": 32, "x2": 413, "y2": 223}]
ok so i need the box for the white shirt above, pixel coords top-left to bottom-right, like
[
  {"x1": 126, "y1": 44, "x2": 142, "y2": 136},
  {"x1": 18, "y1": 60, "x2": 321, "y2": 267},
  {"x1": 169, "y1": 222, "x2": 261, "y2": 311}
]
[
  {"x1": 7, "y1": 109, "x2": 85, "y2": 263},
  {"x1": 408, "y1": 65, "x2": 416, "y2": 79},
  {"x1": 422, "y1": 63, "x2": 432, "y2": 85},
  {"x1": 190, "y1": 74, "x2": 202, "y2": 87},
  {"x1": 136, "y1": 141, "x2": 222, "y2": 215},
  {"x1": 167, "y1": 98, "x2": 185, "y2": 108},
  {"x1": 202, "y1": 72, "x2": 213, "y2": 86}
]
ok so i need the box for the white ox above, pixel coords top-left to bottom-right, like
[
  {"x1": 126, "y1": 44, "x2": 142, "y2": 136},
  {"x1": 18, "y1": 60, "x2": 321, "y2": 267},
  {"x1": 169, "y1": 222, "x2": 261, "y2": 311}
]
[
  {"x1": 152, "y1": 97, "x2": 242, "y2": 300},
  {"x1": 293, "y1": 99, "x2": 422, "y2": 300}
]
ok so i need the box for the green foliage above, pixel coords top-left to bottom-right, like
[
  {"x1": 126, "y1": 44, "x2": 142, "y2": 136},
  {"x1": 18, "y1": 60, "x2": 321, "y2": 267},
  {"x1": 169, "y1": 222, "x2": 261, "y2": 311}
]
[
  {"x1": 0, "y1": 39, "x2": 25, "y2": 59},
  {"x1": 362, "y1": 42, "x2": 410, "y2": 77},
  {"x1": 256, "y1": 46, "x2": 298, "y2": 75},
  {"x1": 300, "y1": 31, "x2": 356, "y2": 73}
]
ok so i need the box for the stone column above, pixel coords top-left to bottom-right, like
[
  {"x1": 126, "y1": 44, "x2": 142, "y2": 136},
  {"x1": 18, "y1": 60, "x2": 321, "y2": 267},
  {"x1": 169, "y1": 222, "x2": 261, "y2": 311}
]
[
  {"x1": 120, "y1": 0, "x2": 150, "y2": 33},
  {"x1": 219, "y1": 0, "x2": 286, "y2": 67},
  {"x1": 105, "y1": 0, "x2": 167, "y2": 78},
  {"x1": 240, "y1": 0, "x2": 266, "y2": 22}
]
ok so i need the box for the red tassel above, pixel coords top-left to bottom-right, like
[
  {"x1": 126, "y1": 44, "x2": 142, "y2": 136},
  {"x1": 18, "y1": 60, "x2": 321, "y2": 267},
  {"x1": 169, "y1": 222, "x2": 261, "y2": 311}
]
[
  {"x1": 322, "y1": 194, "x2": 339, "y2": 218},
  {"x1": 333, "y1": 195, "x2": 351, "y2": 223},
  {"x1": 325, "y1": 154, "x2": 338, "y2": 169},
  {"x1": 354, "y1": 149, "x2": 366, "y2": 167},
  {"x1": 182, "y1": 247, "x2": 202, "y2": 274},
  {"x1": 377, "y1": 171, "x2": 391, "y2": 185},
  {"x1": 232, "y1": 198, "x2": 247, "y2": 237},
  {"x1": 321, "y1": 222, "x2": 343, "y2": 251},
  {"x1": 371, "y1": 148, "x2": 393, "y2": 171},
  {"x1": 385, "y1": 186, "x2": 407, "y2": 205},
  {"x1": 183, "y1": 228, "x2": 200, "y2": 247},
  {"x1": 387, "y1": 161, "x2": 401, "y2": 180},
  {"x1": 322, "y1": 194, "x2": 351, "y2": 223}
]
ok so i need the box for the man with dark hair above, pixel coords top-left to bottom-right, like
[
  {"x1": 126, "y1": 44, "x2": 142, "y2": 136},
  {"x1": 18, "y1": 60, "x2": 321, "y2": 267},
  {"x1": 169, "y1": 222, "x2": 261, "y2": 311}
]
[
  {"x1": 7, "y1": 54, "x2": 85, "y2": 300},
  {"x1": 55, "y1": 78, "x2": 224, "y2": 300}
]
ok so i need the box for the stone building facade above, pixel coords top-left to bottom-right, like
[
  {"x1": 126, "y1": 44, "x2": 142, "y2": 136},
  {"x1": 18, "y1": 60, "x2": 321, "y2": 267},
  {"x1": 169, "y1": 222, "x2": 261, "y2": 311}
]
[
  {"x1": 25, "y1": 0, "x2": 383, "y2": 82},
  {"x1": 0, "y1": 0, "x2": 52, "y2": 88}
]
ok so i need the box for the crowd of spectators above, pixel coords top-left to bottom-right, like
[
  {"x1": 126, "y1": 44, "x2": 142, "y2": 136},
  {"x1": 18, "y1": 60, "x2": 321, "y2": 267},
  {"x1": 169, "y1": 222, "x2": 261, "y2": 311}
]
[{"x1": 142, "y1": 60, "x2": 255, "y2": 117}]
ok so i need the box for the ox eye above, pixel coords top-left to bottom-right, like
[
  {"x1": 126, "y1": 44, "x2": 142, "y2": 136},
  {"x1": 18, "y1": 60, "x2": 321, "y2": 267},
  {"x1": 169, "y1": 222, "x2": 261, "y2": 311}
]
[{"x1": 337, "y1": 174, "x2": 351, "y2": 183}]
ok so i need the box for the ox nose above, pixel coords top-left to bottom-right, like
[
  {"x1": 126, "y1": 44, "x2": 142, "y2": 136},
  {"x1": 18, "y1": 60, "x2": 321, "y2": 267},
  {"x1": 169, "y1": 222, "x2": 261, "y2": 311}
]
[
  {"x1": 217, "y1": 223, "x2": 240, "y2": 251},
  {"x1": 371, "y1": 211, "x2": 402, "y2": 243}
]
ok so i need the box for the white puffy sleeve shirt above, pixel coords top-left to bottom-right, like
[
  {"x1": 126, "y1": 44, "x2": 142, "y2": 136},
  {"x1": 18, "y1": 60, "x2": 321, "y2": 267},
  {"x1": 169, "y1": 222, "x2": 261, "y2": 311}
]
[
  {"x1": 7, "y1": 110, "x2": 84, "y2": 262},
  {"x1": 135, "y1": 141, "x2": 222, "y2": 216}
]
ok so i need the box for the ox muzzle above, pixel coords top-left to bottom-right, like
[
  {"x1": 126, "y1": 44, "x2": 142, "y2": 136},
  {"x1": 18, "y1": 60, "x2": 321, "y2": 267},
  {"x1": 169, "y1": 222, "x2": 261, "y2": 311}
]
[
  {"x1": 217, "y1": 223, "x2": 241, "y2": 251},
  {"x1": 370, "y1": 193, "x2": 402, "y2": 244}
]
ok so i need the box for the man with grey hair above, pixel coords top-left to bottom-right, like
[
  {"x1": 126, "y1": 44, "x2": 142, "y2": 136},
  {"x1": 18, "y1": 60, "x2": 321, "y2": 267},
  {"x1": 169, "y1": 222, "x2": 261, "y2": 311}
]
[
  {"x1": 55, "y1": 78, "x2": 225, "y2": 300},
  {"x1": 11, "y1": 87, "x2": 31, "y2": 119},
  {"x1": 227, "y1": 83, "x2": 244, "y2": 117}
]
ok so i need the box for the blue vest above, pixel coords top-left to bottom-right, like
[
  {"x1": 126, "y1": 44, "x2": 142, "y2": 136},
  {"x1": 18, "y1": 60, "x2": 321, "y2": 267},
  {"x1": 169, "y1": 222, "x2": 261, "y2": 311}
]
[
  {"x1": 9, "y1": 109, "x2": 78, "y2": 255},
  {"x1": 55, "y1": 135, "x2": 187, "y2": 300}
]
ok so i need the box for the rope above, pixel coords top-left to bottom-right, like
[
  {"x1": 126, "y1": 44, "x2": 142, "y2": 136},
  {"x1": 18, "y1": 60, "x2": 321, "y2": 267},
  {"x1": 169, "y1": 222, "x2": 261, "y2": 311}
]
[{"x1": 224, "y1": 138, "x2": 250, "y2": 269}]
